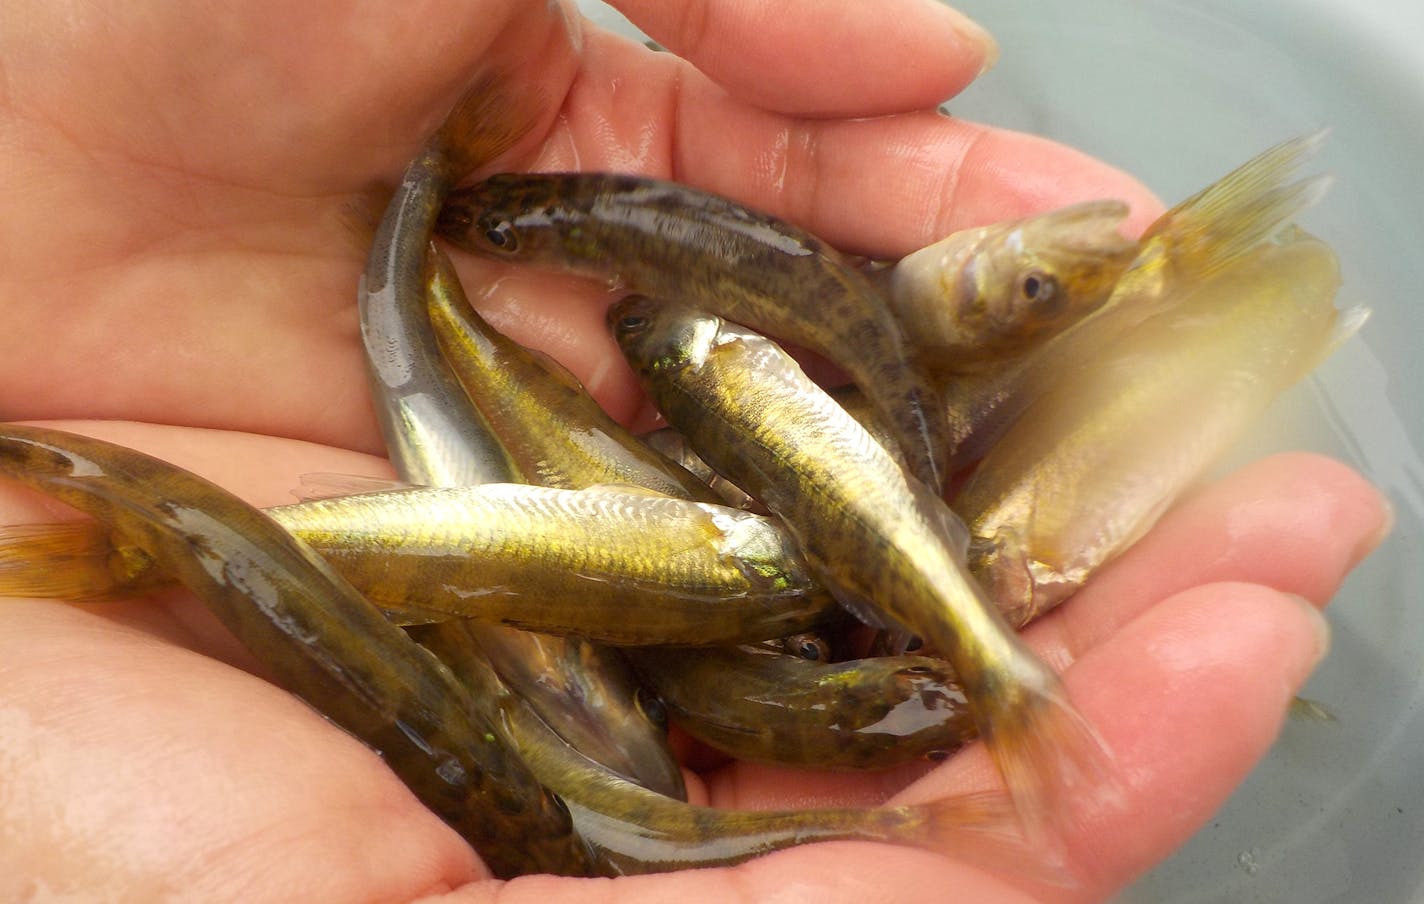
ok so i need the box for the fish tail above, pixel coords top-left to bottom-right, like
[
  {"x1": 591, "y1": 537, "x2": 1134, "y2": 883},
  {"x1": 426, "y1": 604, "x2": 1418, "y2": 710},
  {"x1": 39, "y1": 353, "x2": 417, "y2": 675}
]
[
  {"x1": 1145, "y1": 131, "x2": 1332, "y2": 281},
  {"x1": 0, "y1": 520, "x2": 135, "y2": 600},
  {"x1": 974, "y1": 659, "x2": 1116, "y2": 858},
  {"x1": 903, "y1": 790, "x2": 1070, "y2": 885},
  {"x1": 429, "y1": 70, "x2": 542, "y2": 183}
]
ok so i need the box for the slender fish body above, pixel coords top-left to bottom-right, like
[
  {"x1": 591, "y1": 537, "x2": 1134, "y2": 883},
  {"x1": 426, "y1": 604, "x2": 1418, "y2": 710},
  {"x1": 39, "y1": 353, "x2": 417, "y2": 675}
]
[
  {"x1": 0, "y1": 485, "x2": 834, "y2": 644},
  {"x1": 436, "y1": 172, "x2": 952, "y2": 490},
  {"x1": 425, "y1": 247, "x2": 718, "y2": 502},
  {"x1": 956, "y1": 232, "x2": 1358, "y2": 625},
  {"x1": 631, "y1": 644, "x2": 975, "y2": 770},
  {"x1": 0, "y1": 424, "x2": 594, "y2": 878},
  {"x1": 610, "y1": 297, "x2": 1110, "y2": 840},
  {"x1": 880, "y1": 200, "x2": 1136, "y2": 368}
]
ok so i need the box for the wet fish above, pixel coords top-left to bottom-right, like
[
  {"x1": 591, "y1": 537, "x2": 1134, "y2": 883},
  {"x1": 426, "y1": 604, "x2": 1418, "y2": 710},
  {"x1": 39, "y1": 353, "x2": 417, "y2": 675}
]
[
  {"x1": 0, "y1": 424, "x2": 594, "y2": 877},
  {"x1": 425, "y1": 246, "x2": 717, "y2": 502},
  {"x1": 631, "y1": 644, "x2": 975, "y2": 770},
  {"x1": 938, "y1": 133, "x2": 1334, "y2": 469},
  {"x1": 420, "y1": 619, "x2": 1023, "y2": 877},
  {"x1": 955, "y1": 231, "x2": 1359, "y2": 626},
  {"x1": 435, "y1": 172, "x2": 953, "y2": 490},
  {"x1": 877, "y1": 201, "x2": 1136, "y2": 369},
  {"x1": 610, "y1": 297, "x2": 1110, "y2": 839},
  {"x1": 0, "y1": 484, "x2": 835, "y2": 646}
]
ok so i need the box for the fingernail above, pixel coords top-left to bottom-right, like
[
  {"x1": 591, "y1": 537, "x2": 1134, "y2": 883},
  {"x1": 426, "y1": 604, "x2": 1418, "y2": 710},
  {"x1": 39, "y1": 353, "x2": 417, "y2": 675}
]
[
  {"x1": 1353, "y1": 495, "x2": 1395, "y2": 568},
  {"x1": 941, "y1": 8, "x2": 1000, "y2": 76},
  {"x1": 1286, "y1": 592, "x2": 1332, "y2": 668}
]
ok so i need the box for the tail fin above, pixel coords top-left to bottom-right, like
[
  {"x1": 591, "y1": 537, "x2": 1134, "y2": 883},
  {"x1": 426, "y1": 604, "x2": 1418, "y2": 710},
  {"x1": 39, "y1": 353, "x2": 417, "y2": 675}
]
[
  {"x1": 0, "y1": 521, "x2": 159, "y2": 600},
  {"x1": 430, "y1": 70, "x2": 543, "y2": 183},
  {"x1": 975, "y1": 664, "x2": 1117, "y2": 867},
  {"x1": 908, "y1": 789, "x2": 1071, "y2": 886},
  {"x1": 1142, "y1": 131, "x2": 1332, "y2": 282}
]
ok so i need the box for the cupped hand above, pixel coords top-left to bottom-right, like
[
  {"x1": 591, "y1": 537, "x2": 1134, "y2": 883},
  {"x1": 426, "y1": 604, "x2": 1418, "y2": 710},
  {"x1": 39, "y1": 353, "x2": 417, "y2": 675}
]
[{"x1": 0, "y1": 1, "x2": 1384, "y2": 902}]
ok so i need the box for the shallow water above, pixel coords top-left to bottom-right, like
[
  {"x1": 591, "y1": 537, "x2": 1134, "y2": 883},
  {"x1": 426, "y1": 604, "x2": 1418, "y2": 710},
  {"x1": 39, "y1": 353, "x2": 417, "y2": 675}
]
[{"x1": 576, "y1": 2, "x2": 1424, "y2": 899}]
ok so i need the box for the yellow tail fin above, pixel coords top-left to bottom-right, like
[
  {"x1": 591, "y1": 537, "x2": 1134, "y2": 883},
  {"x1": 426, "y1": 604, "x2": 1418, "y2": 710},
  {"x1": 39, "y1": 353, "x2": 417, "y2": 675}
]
[{"x1": 0, "y1": 521, "x2": 160, "y2": 600}]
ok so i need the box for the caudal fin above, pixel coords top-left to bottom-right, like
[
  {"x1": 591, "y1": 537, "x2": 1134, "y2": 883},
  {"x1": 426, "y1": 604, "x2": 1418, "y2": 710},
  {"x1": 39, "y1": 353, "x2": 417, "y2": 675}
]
[
  {"x1": 975, "y1": 662, "x2": 1117, "y2": 864},
  {"x1": 430, "y1": 70, "x2": 543, "y2": 183},
  {"x1": 907, "y1": 789, "x2": 1071, "y2": 886},
  {"x1": 0, "y1": 520, "x2": 157, "y2": 600}
]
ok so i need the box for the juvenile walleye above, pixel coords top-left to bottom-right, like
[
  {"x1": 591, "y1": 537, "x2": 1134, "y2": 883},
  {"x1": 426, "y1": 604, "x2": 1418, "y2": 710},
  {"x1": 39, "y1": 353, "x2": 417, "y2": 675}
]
[
  {"x1": 436, "y1": 172, "x2": 953, "y2": 490},
  {"x1": 0, "y1": 484, "x2": 835, "y2": 646},
  {"x1": 611, "y1": 298, "x2": 1111, "y2": 838},
  {"x1": 0, "y1": 424, "x2": 595, "y2": 878}
]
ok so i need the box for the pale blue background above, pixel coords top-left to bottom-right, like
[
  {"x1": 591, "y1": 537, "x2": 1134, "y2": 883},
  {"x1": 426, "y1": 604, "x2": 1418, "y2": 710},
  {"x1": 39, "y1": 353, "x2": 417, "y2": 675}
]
[{"x1": 573, "y1": 3, "x2": 1424, "y2": 900}]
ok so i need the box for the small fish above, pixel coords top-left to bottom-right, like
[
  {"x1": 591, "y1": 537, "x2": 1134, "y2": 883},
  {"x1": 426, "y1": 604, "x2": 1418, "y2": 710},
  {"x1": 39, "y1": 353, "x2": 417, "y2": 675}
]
[
  {"x1": 610, "y1": 297, "x2": 1111, "y2": 841},
  {"x1": 955, "y1": 231, "x2": 1358, "y2": 626},
  {"x1": 420, "y1": 619, "x2": 1025, "y2": 877},
  {"x1": 878, "y1": 200, "x2": 1136, "y2": 369},
  {"x1": 436, "y1": 172, "x2": 953, "y2": 490},
  {"x1": 0, "y1": 484, "x2": 836, "y2": 646},
  {"x1": 425, "y1": 246, "x2": 718, "y2": 502},
  {"x1": 0, "y1": 424, "x2": 595, "y2": 878},
  {"x1": 939, "y1": 133, "x2": 1334, "y2": 469},
  {"x1": 631, "y1": 644, "x2": 975, "y2": 770}
]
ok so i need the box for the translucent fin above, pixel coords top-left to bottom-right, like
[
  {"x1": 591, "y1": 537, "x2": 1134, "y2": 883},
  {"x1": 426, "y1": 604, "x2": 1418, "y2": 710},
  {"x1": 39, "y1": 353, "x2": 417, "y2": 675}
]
[
  {"x1": 0, "y1": 521, "x2": 124, "y2": 600},
  {"x1": 1288, "y1": 696, "x2": 1338, "y2": 723},
  {"x1": 293, "y1": 472, "x2": 415, "y2": 502},
  {"x1": 910, "y1": 790, "x2": 1070, "y2": 886},
  {"x1": 1145, "y1": 131, "x2": 1332, "y2": 281},
  {"x1": 977, "y1": 666, "x2": 1117, "y2": 859},
  {"x1": 430, "y1": 70, "x2": 542, "y2": 182}
]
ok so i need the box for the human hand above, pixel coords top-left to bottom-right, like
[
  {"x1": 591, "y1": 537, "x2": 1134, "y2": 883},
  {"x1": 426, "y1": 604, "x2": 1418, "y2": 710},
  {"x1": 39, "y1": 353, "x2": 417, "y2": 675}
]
[{"x1": 0, "y1": 1, "x2": 1385, "y2": 901}]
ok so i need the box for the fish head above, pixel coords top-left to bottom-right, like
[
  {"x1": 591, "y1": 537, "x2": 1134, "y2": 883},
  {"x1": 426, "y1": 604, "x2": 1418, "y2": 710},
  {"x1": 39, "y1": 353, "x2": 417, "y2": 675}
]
[
  {"x1": 975, "y1": 201, "x2": 1136, "y2": 353},
  {"x1": 899, "y1": 201, "x2": 1137, "y2": 361},
  {"x1": 608, "y1": 295, "x2": 721, "y2": 380},
  {"x1": 438, "y1": 174, "x2": 595, "y2": 262}
]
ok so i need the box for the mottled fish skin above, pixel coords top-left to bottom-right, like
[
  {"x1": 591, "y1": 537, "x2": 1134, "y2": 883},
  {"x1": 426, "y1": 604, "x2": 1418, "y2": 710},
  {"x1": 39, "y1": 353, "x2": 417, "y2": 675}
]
[
  {"x1": 436, "y1": 172, "x2": 952, "y2": 490},
  {"x1": 420, "y1": 619, "x2": 1018, "y2": 877},
  {"x1": 956, "y1": 233, "x2": 1354, "y2": 626},
  {"x1": 360, "y1": 78, "x2": 682, "y2": 806},
  {"x1": 631, "y1": 644, "x2": 975, "y2": 770},
  {"x1": 0, "y1": 424, "x2": 594, "y2": 878},
  {"x1": 882, "y1": 200, "x2": 1135, "y2": 369},
  {"x1": 610, "y1": 297, "x2": 1110, "y2": 840}
]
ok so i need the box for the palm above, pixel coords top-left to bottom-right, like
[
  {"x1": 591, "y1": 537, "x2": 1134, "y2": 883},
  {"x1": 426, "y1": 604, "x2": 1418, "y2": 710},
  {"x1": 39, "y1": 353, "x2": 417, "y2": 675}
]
[{"x1": 0, "y1": 2, "x2": 1386, "y2": 902}]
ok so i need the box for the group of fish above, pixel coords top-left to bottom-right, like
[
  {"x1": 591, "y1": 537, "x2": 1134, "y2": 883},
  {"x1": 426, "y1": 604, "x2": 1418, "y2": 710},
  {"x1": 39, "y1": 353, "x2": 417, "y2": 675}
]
[{"x1": 0, "y1": 72, "x2": 1361, "y2": 879}]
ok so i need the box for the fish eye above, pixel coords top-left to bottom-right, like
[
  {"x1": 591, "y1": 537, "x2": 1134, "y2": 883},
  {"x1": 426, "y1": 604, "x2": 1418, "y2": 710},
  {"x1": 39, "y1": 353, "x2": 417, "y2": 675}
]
[
  {"x1": 481, "y1": 218, "x2": 519, "y2": 253},
  {"x1": 1020, "y1": 270, "x2": 1062, "y2": 312},
  {"x1": 616, "y1": 313, "x2": 651, "y2": 335},
  {"x1": 785, "y1": 634, "x2": 830, "y2": 661},
  {"x1": 634, "y1": 687, "x2": 668, "y2": 729}
]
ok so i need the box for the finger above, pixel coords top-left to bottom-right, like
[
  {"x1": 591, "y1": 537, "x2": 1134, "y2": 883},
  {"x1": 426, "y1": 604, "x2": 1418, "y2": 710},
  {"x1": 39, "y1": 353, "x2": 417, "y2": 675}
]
[
  {"x1": 605, "y1": 0, "x2": 998, "y2": 117},
  {"x1": 900, "y1": 581, "x2": 1330, "y2": 901},
  {"x1": 532, "y1": 31, "x2": 1162, "y2": 254},
  {"x1": 0, "y1": 598, "x2": 482, "y2": 901},
  {"x1": 1027, "y1": 452, "x2": 1389, "y2": 669}
]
